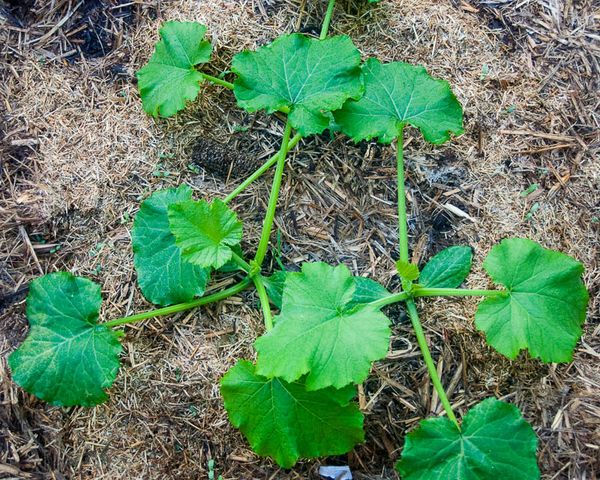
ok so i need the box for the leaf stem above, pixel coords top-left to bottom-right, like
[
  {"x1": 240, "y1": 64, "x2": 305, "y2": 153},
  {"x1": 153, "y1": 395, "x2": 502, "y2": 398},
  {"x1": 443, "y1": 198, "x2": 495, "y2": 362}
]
[
  {"x1": 230, "y1": 252, "x2": 252, "y2": 273},
  {"x1": 253, "y1": 275, "x2": 274, "y2": 331},
  {"x1": 369, "y1": 291, "x2": 410, "y2": 309},
  {"x1": 406, "y1": 299, "x2": 460, "y2": 430},
  {"x1": 223, "y1": 133, "x2": 302, "y2": 204},
  {"x1": 396, "y1": 130, "x2": 409, "y2": 264},
  {"x1": 199, "y1": 72, "x2": 234, "y2": 90},
  {"x1": 103, "y1": 278, "x2": 252, "y2": 328},
  {"x1": 253, "y1": 121, "x2": 294, "y2": 267},
  {"x1": 320, "y1": 0, "x2": 337, "y2": 39},
  {"x1": 413, "y1": 287, "x2": 507, "y2": 298}
]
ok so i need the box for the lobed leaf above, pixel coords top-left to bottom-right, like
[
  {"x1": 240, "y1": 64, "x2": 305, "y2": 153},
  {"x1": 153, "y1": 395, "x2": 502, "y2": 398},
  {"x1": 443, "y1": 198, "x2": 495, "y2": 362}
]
[
  {"x1": 396, "y1": 398, "x2": 539, "y2": 479},
  {"x1": 262, "y1": 270, "x2": 288, "y2": 309},
  {"x1": 334, "y1": 58, "x2": 464, "y2": 144},
  {"x1": 255, "y1": 262, "x2": 391, "y2": 390},
  {"x1": 396, "y1": 260, "x2": 420, "y2": 282},
  {"x1": 232, "y1": 34, "x2": 363, "y2": 136},
  {"x1": 137, "y1": 21, "x2": 212, "y2": 117},
  {"x1": 132, "y1": 186, "x2": 210, "y2": 306},
  {"x1": 8, "y1": 273, "x2": 122, "y2": 406},
  {"x1": 221, "y1": 360, "x2": 364, "y2": 468},
  {"x1": 168, "y1": 198, "x2": 243, "y2": 270},
  {"x1": 419, "y1": 245, "x2": 472, "y2": 288},
  {"x1": 475, "y1": 238, "x2": 588, "y2": 362}
]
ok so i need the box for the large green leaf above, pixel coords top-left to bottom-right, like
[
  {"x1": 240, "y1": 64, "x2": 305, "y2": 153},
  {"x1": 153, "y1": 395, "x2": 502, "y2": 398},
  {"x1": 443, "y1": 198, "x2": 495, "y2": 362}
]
[
  {"x1": 396, "y1": 398, "x2": 539, "y2": 479},
  {"x1": 255, "y1": 263, "x2": 391, "y2": 390},
  {"x1": 347, "y1": 276, "x2": 391, "y2": 309},
  {"x1": 232, "y1": 34, "x2": 363, "y2": 136},
  {"x1": 132, "y1": 186, "x2": 210, "y2": 306},
  {"x1": 334, "y1": 58, "x2": 464, "y2": 144},
  {"x1": 8, "y1": 273, "x2": 122, "y2": 407},
  {"x1": 419, "y1": 246, "x2": 472, "y2": 288},
  {"x1": 168, "y1": 199, "x2": 243, "y2": 270},
  {"x1": 221, "y1": 360, "x2": 364, "y2": 468},
  {"x1": 137, "y1": 21, "x2": 212, "y2": 117},
  {"x1": 475, "y1": 238, "x2": 588, "y2": 362}
]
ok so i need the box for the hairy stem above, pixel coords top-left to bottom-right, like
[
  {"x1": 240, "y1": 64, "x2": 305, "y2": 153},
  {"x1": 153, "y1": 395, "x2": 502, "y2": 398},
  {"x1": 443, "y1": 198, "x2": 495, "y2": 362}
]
[
  {"x1": 223, "y1": 133, "x2": 302, "y2": 204},
  {"x1": 396, "y1": 130, "x2": 409, "y2": 264},
  {"x1": 368, "y1": 291, "x2": 410, "y2": 309},
  {"x1": 199, "y1": 72, "x2": 234, "y2": 90},
  {"x1": 320, "y1": 0, "x2": 336, "y2": 39},
  {"x1": 253, "y1": 121, "x2": 294, "y2": 267},
  {"x1": 104, "y1": 278, "x2": 252, "y2": 328},
  {"x1": 413, "y1": 287, "x2": 508, "y2": 298},
  {"x1": 253, "y1": 275, "x2": 274, "y2": 331},
  {"x1": 406, "y1": 299, "x2": 460, "y2": 429}
]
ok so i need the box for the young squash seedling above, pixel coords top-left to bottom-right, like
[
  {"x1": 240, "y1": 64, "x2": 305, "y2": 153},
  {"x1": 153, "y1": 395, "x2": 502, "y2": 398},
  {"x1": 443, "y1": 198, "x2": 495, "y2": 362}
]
[{"x1": 8, "y1": 1, "x2": 588, "y2": 477}]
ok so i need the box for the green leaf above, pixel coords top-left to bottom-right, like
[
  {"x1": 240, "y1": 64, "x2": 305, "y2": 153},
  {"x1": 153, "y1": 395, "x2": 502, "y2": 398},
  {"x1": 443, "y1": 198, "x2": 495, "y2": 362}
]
[
  {"x1": 334, "y1": 58, "x2": 464, "y2": 144},
  {"x1": 232, "y1": 34, "x2": 363, "y2": 136},
  {"x1": 347, "y1": 276, "x2": 391, "y2": 309},
  {"x1": 396, "y1": 398, "x2": 539, "y2": 479},
  {"x1": 132, "y1": 186, "x2": 210, "y2": 306},
  {"x1": 168, "y1": 199, "x2": 243, "y2": 270},
  {"x1": 255, "y1": 263, "x2": 391, "y2": 390},
  {"x1": 262, "y1": 270, "x2": 288, "y2": 309},
  {"x1": 475, "y1": 238, "x2": 588, "y2": 362},
  {"x1": 221, "y1": 360, "x2": 364, "y2": 468},
  {"x1": 419, "y1": 246, "x2": 472, "y2": 288},
  {"x1": 396, "y1": 260, "x2": 420, "y2": 281},
  {"x1": 8, "y1": 273, "x2": 122, "y2": 407},
  {"x1": 137, "y1": 21, "x2": 212, "y2": 117}
]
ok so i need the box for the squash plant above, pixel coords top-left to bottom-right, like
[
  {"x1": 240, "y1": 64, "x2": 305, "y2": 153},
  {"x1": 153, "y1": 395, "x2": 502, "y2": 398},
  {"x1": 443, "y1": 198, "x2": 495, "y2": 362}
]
[{"x1": 8, "y1": 1, "x2": 588, "y2": 477}]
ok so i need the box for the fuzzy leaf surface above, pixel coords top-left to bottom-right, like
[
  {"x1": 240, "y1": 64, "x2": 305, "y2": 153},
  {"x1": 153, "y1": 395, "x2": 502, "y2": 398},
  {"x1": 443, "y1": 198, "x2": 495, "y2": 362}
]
[
  {"x1": 168, "y1": 199, "x2": 243, "y2": 270},
  {"x1": 221, "y1": 360, "x2": 364, "y2": 468},
  {"x1": 255, "y1": 263, "x2": 391, "y2": 390},
  {"x1": 132, "y1": 186, "x2": 209, "y2": 306},
  {"x1": 396, "y1": 398, "x2": 539, "y2": 479},
  {"x1": 8, "y1": 273, "x2": 122, "y2": 406},
  {"x1": 232, "y1": 34, "x2": 363, "y2": 136},
  {"x1": 475, "y1": 238, "x2": 588, "y2": 362},
  {"x1": 137, "y1": 21, "x2": 212, "y2": 117},
  {"x1": 419, "y1": 246, "x2": 472, "y2": 288},
  {"x1": 334, "y1": 58, "x2": 463, "y2": 144},
  {"x1": 396, "y1": 260, "x2": 420, "y2": 281}
]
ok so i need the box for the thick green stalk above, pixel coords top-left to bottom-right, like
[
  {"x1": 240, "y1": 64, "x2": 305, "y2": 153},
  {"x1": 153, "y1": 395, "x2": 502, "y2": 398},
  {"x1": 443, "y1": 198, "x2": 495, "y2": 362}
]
[
  {"x1": 396, "y1": 130, "x2": 409, "y2": 264},
  {"x1": 230, "y1": 252, "x2": 252, "y2": 273},
  {"x1": 253, "y1": 121, "x2": 294, "y2": 267},
  {"x1": 406, "y1": 299, "x2": 460, "y2": 429},
  {"x1": 104, "y1": 278, "x2": 252, "y2": 328},
  {"x1": 413, "y1": 287, "x2": 508, "y2": 298},
  {"x1": 253, "y1": 275, "x2": 274, "y2": 331},
  {"x1": 199, "y1": 72, "x2": 234, "y2": 90},
  {"x1": 320, "y1": 0, "x2": 336, "y2": 39},
  {"x1": 223, "y1": 133, "x2": 302, "y2": 204},
  {"x1": 368, "y1": 291, "x2": 410, "y2": 309}
]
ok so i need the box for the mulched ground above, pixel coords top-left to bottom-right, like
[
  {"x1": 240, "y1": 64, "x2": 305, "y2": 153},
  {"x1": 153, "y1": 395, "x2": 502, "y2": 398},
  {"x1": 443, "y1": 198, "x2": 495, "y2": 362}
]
[{"x1": 1, "y1": 0, "x2": 598, "y2": 478}]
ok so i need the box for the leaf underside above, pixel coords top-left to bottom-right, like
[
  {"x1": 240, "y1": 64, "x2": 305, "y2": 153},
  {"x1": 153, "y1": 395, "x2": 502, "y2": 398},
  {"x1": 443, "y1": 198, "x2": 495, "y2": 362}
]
[
  {"x1": 137, "y1": 21, "x2": 212, "y2": 117},
  {"x1": 396, "y1": 398, "x2": 540, "y2": 480},
  {"x1": 132, "y1": 186, "x2": 210, "y2": 306},
  {"x1": 8, "y1": 273, "x2": 122, "y2": 406},
  {"x1": 419, "y1": 245, "x2": 472, "y2": 288},
  {"x1": 334, "y1": 58, "x2": 464, "y2": 144},
  {"x1": 221, "y1": 360, "x2": 364, "y2": 468},
  {"x1": 255, "y1": 262, "x2": 391, "y2": 390},
  {"x1": 475, "y1": 238, "x2": 588, "y2": 362},
  {"x1": 232, "y1": 33, "x2": 363, "y2": 136},
  {"x1": 168, "y1": 198, "x2": 243, "y2": 270}
]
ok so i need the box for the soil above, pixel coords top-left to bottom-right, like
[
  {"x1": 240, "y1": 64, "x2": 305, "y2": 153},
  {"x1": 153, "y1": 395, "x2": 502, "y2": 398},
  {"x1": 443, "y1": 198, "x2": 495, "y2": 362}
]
[{"x1": 1, "y1": 0, "x2": 599, "y2": 479}]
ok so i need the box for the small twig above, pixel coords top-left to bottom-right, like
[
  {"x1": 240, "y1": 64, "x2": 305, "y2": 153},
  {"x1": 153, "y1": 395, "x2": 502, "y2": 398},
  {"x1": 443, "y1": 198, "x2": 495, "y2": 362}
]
[{"x1": 19, "y1": 226, "x2": 44, "y2": 275}]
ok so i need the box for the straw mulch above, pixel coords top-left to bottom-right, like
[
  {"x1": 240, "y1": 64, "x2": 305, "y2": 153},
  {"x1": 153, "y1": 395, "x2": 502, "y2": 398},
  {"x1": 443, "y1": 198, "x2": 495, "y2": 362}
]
[{"x1": 1, "y1": 0, "x2": 598, "y2": 478}]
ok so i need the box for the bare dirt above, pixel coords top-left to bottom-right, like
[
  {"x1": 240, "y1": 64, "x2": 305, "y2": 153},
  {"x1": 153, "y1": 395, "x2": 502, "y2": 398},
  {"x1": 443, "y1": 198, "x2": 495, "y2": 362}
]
[{"x1": 1, "y1": 0, "x2": 598, "y2": 479}]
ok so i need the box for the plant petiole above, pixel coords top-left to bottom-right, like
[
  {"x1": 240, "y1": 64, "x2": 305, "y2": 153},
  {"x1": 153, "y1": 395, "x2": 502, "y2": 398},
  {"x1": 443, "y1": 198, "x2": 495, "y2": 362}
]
[
  {"x1": 320, "y1": 0, "x2": 337, "y2": 40},
  {"x1": 396, "y1": 130, "x2": 409, "y2": 265},
  {"x1": 368, "y1": 291, "x2": 410, "y2": 309},
  {"x1": 230, "y1": 252, "x2": 252, "y2": 273},
  {"x1": 103, "y1": 278, "x2": 252, "y2": 328},
  {"x1": 413, "y1": 287, "x2": 507, "y2": 298},
  {"x1": 199, "y1": 72, "x2": 234, "y2": 90},
  {"x1": 253, "y1": 275, "x2": 274, "y2": 331},
  {"x1": 406, "y1": 299, "x2": 460, "y2": 430},
  {"x1": 253, "y1": 121, "x2": 295, "y2": 267},
  {"x1": 223, "y1": 133, "x2": 302, "y2": 204}
]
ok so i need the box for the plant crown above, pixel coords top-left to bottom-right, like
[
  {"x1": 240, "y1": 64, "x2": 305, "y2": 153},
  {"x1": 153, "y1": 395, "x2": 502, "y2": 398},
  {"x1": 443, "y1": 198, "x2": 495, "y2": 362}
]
[{"x1": 9, "y1": 1, "x2": 588, "y2": 477}]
